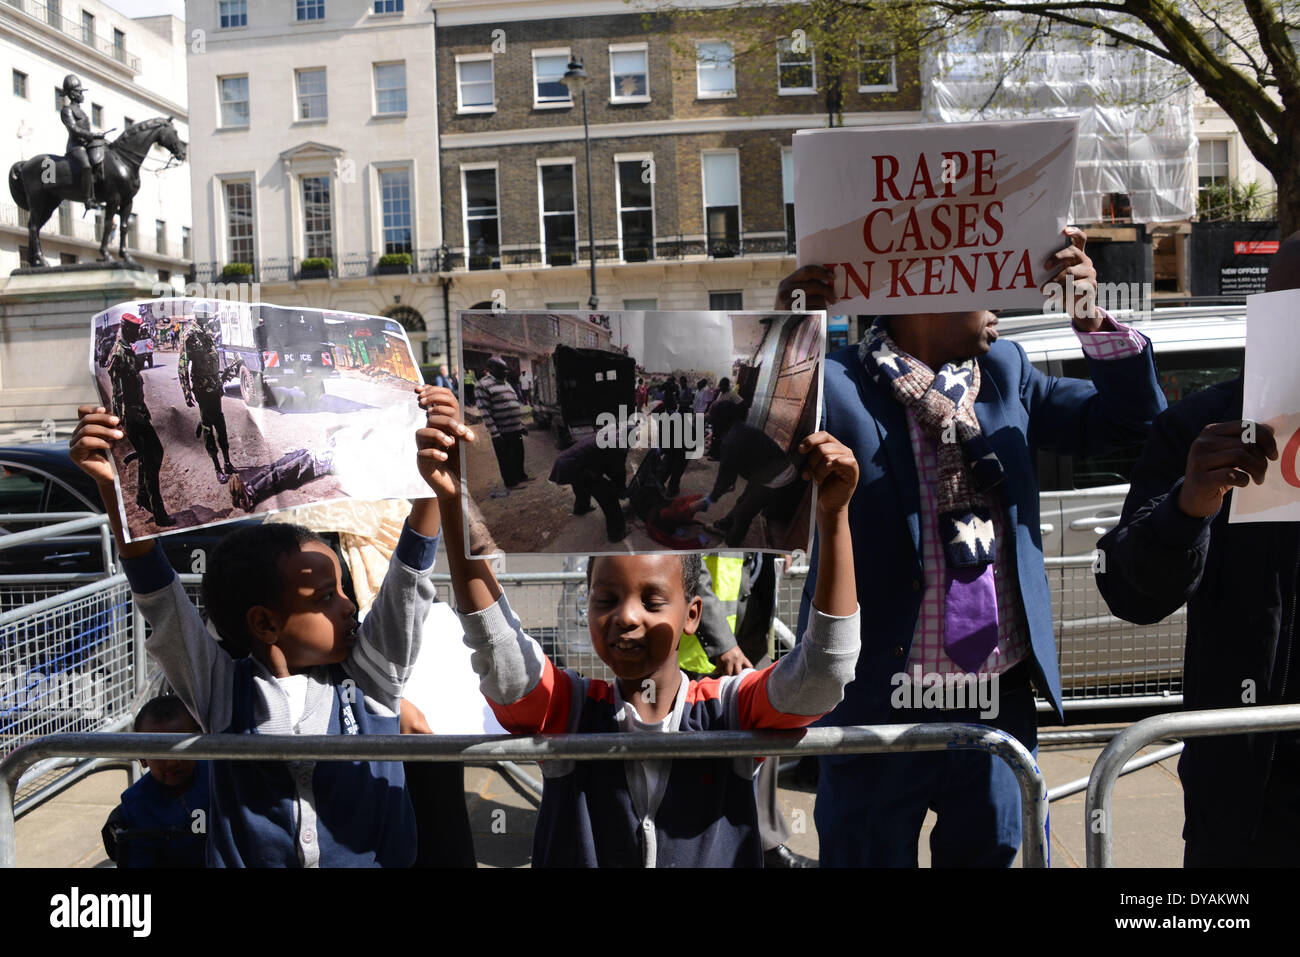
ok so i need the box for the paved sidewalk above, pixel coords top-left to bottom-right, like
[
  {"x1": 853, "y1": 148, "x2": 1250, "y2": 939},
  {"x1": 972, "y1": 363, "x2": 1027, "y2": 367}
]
[{"x1": 12, "y1": 730, "x2": 1185, "y2": 868}]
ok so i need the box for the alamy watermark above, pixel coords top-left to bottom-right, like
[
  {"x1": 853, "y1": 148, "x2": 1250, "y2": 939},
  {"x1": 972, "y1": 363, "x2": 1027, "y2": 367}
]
[
  {"x1": 890, "y1": 666, "x2": 1000, "y2": 719},
  {"x1": 1, "y1": 668, "x2": 110, "y2": 718},
  {"x1": 595, "y1": 406, "x2": 707, "y2": 459},
  {"x1": 1044, "y1": 275, "x2": 1153, "y2": 320}
]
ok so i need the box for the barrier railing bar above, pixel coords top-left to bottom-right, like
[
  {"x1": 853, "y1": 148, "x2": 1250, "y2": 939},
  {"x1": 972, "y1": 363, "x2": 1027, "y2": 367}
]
[
  {"x1": 0, "y1": 515, "x2": 109, "y2": 552},
  {"x1": 0, "y1": 723, "x2": 1049, "y2": 868},
  {"x1": 1085, "y1": 704, "x2": 1300, "y2": 867},
  {"x1": 1037, "y1": 695, "x2": 1184, "y2": 713},
  {"x1": 0, "y1": 573, "x2": 127, "y2": 627},
  {"x1": 496, "y1": 760, "x2": 543, "y2": 802},
  {"x1": 1047, "y1": 742, "x2": 1183, "y2": 803},
  {"x1": 0, "y1": 513, "x2": 100, "y2": 524},
  {"x1": 14, "y1": 757, "x2": 135, "y2": 819}
]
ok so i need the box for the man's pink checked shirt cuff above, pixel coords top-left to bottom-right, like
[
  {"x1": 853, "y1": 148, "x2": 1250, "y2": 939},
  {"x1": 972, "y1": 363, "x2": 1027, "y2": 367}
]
[{"x1": 1074, "y1": 309, "x2": 1147, "y2": 360}]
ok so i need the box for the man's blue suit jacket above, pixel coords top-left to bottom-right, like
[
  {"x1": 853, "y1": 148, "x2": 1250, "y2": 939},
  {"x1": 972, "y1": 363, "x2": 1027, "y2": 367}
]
[{"x1": 797, "y1": 333, "x2": 1166, "y2": 724}]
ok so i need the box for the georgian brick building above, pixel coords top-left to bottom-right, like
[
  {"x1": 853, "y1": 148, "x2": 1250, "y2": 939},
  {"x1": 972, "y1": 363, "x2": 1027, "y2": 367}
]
[{"x1": 434, "y1": 0, "x2": 921, "y2": 342}]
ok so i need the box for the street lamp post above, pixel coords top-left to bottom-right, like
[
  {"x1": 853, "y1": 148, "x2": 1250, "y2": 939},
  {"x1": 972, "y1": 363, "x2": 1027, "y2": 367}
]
[{"x1": 563, "y1": 56, "x2": 599, "y2": 310}]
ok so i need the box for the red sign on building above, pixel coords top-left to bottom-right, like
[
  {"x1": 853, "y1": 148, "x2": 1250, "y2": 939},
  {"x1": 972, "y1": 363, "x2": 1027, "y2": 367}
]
[{"x1": 1234, "y1": 241, "x2": 1280, "y2": 255}]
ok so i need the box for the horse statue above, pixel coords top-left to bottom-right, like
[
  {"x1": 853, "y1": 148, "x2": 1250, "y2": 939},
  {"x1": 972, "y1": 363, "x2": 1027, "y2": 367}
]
[{"x1": 8, "y1": 116, "x2": 187, "y2": 269}]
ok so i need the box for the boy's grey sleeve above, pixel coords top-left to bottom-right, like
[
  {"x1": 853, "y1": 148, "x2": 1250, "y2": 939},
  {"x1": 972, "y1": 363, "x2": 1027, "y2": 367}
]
[
  {"x1": 346, "y1": 524, "x2": 439, "y2": 713},
  {"x1": 764, "y1": 604, "x2": 861, "y2": 716},
  {"x1": 124, "y1": 546, "x2": 234, "y2": 733},
  {"x1": 456, "y1": 593, "x2": 548, "y2": 706}
]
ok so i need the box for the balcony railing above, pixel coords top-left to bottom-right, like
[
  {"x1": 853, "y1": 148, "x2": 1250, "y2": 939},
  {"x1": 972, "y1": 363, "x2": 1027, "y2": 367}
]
[
  {"x1": 1, "y1": 201, "x2": 191, "y2": 261},
  {"x1": 4, "y1": 0, "x2": 142, "y2": 72},
  {"x1": 191, "y1": 236, "x2": 796, "y2": 284}
]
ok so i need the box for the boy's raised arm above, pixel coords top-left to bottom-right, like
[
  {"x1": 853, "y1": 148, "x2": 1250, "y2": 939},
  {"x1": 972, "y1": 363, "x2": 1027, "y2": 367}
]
[
  {"x1": 415, "y1": 387, "x2": 569, "y2": 733},
  {"x1": 346, "y1": 393, "x2": 447, "y2": 710},
  {"x1": 736, "y1": 432, "x2": 861, "y2": 728},
  {"x1": 69, "y1": 405, "x2": 233, "y2": 732}
]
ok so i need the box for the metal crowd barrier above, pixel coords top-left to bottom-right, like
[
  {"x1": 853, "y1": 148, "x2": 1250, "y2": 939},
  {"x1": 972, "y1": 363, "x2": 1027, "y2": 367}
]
[
  {"x1": 0, "y1": 723, "x2": 1051, "y2": 868},
  {"x1": 1085, "y1": 703, "x2": 1300, "y2": 866}
]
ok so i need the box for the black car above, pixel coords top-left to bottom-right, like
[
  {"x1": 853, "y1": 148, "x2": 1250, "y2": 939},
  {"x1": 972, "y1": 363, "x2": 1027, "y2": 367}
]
[{"x1": 0, "y1": 444, "x2": 265, "y2": 587}]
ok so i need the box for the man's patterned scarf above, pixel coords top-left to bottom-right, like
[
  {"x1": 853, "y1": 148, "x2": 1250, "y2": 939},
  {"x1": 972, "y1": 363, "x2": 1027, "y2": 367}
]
[{"x1": 858, "y1": 320, "x2": 1006, "y2": 570}]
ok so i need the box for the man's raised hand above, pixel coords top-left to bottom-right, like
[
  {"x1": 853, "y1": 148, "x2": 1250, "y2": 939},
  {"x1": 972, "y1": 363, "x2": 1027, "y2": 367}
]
[
  {"x1": 1178, "y1": 420, "x2": 1278, "y2": 519},
  {"x1": 775, "y1": 265, "x2": 837, "y2": 312}
]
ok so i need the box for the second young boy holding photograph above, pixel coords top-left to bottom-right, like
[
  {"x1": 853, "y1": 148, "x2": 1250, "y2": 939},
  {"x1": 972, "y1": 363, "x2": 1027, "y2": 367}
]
[{"x1": 415, "y1": 386, "x2": 861, "y2": 867}]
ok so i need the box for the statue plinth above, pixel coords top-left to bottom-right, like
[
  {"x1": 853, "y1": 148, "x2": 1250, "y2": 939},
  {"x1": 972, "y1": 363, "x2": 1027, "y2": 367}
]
[
  {"x1": 0, "y1": 267, "x2": 160, "y2": 424},
  {"x1": 10, "y1": 260, "x2": 147, "y2": 276}
]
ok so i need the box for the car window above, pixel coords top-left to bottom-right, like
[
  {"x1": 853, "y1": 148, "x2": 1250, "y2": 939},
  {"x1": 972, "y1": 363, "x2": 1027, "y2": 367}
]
[
  {"x1": 1054, "y1": 346, "x2": 1244, "y2": 490},
  {"x1": 0, "y1": 466, "x2": 44, "y2": 520}
]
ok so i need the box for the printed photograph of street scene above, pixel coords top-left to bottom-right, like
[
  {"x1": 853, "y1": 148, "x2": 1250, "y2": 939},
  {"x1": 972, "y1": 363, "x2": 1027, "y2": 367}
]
[
  {"x1": 459, "y1": 309, "x2": 823, "y2": 556},
  {"x1": 90, "y1": 298, "x2": 430, "y2": 540}
]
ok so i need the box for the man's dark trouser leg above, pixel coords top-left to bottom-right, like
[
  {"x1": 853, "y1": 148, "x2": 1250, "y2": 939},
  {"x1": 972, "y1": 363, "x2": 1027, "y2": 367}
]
[
  {"x1": 757, "y1": 756, "x2": 791, "y2": 851},
  {"x1": 505, "y1": 430, "x2": 527, "y2": 486},
  {"x1": 1184, "y1": 753, "x2": 1300, "y2": 867},
  {"x1": 125, "y1": 419, "x2": 168, "y2": 521},
  {"x1": 490, "y1": 435, "x2": 511, "y2": 488},
  {"x1": 584, "y1": 470, "x2": 625, "y2": 541},
  {"x1": 198, "y1": 392, "x2": 234, "y2": 470},
  {"x1": 816, "y1": 668, "x2": 1037, "y2": 867},
  {"x1": 723, "y1": 483, "x2": 778, "y2": 548}
]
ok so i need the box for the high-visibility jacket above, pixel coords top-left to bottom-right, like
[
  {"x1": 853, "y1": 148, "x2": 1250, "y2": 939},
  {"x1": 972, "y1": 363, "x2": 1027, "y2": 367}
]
[{"x1": 678, "y1": 554, "x2": 745, "y2": 674}]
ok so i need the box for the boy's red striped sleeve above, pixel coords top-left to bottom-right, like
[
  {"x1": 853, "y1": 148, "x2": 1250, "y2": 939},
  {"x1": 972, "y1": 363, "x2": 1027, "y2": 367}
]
[
  {"x1": 489, "y1": 657, "x2": 574, "y2": 735},
  {"x1": 735, "y1": 666, "x2": 824, "y2": 730}
]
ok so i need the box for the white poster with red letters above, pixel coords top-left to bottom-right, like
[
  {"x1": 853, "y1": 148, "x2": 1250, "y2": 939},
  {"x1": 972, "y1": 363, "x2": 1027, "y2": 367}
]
[
  {"x1": 794, "y1": 117, "x2": 1080, "y2": 315},
  {"x1": 1231, "y1": 289, "x2": 1300, "y2": 523}
]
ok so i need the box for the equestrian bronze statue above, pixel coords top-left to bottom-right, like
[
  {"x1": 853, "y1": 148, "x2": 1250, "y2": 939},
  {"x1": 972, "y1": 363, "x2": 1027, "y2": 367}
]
[{"x1": 8, "y1": 74, "x2": 187, "y2": 268}]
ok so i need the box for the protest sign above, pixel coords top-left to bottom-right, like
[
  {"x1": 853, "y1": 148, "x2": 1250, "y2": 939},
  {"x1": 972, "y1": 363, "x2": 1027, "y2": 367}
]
[
  {"x1": 1230, "y1": 289, "x2": 1300, "y2": 523},
  {"x1": 459, "y1": 309, "x2": 825, "y2": 556},
  {"x1": 794, "y1": 117, "x2": 1080, "y2": 314},
  {"x1": 90, "y1": 297, "x2": 430, "y2": 541}
]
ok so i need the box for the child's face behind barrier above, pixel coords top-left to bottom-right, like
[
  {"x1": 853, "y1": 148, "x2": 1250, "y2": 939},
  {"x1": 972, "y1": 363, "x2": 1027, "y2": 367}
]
[
  {"x1": 251, "y1": 541, "x2": 359, "y2": 671},
  {"x1": 138, "y1": 714, "x2": 199, "y2": 794},
  {"x1": 587, "y1": 556, "x2": 702, "y2": 684}
]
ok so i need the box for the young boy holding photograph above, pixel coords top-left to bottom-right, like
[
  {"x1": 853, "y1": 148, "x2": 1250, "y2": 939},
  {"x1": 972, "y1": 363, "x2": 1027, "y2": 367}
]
[
  {"x1": 415, "y1": 385, "x2": 860, "y2": 867},
  {"x1": 69, "y1": 399, "x2": 443, "y2": 867}
]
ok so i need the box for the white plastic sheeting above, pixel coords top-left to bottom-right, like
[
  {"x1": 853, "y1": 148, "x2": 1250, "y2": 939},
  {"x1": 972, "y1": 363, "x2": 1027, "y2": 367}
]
[{"x1": 926, "y1": 42, "x2": 1197, "y2": 223}]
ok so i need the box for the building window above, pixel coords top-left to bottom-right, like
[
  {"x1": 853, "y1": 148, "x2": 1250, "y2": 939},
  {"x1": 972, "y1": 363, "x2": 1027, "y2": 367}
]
[
  {"x1": 296, "y1": 0, "x2": 324, "y2": 21},
  {"x1": 533, "y1": 50, "x2": 571, "y2": 107},
  {"x1": 219, "y1": 75, "x2": 249, "y2": 127},
  {"x1": 623, "y1": 298, "x2": 657, "y2": 310},
  {"x1": 538, "y1": 161, "x2": 577, "y2": 266},
  {"x1": 112, "y1": 28, "x2": 126, "y2": 62},
  {"x1": 182, "y1": 226, "x2": 192, "y2": 260},
  {"x1": 781, "y1": 147, "x2": 795, "y2": 251},
  {"x1": 1198, "y1": 139, "x2": 1230, "y2": 190},
  {"x1": 301, "y1": 175, "x2": 333, "y2": 260},
  {"x1": 374, "y1": 62, "x2": 407, "y2": 114},
  {"x1": 857, "y1": 40, "x2": 897, "y2": 91},
  {"x1": 91, "y1": 103, "x2": 103, "y2": 125},
  {"x1": 81, "y1": 11, "x2": 94, "y2": 45},
  {"x1": 702, "y1": 151, "x2": 741, "y2": 257},
  {"x1": 379, "y1": 168, "x2": 412, "y2": 254},
  {"x1": 616, "y1": 157, "x2": 654, "y2": 261},
  {"x1": 709, "y1": 291, "x2": 743, "y2": 311},
  {"x1": 219, "y1": 0, "x2": 247, "y2": 28},
  {"x1": 61, "y1": 252, "x2": 79, "y2": 266},
  {"x1": 373, "y1": 0, "x2": 402, "y2": 12},
  {"x1": 126, "y1": 214, "x2": 138, "y2": 249},
  {"x1": 12, "y1": 70, "x2": 27, "y2": 99},
  {"x1": 609, "y1": 44, "x2": 648, "y2": 101},
  {"x1": 55, "y1": 87, "x2": 65, "y2": 111},
  {"x1": 697, "y1": 41, "x2": 735, "y2": 98},
  {"x1": 123, "y1": 115, "x2": 134, "y2": 128},
  {"x1": 777, "y1": 37, "x2": 815, "y2": 93},
  {"x1": 58, "y1": 201, "x2": 72, "y2": 236},
  {"x1": 463, "y1": 167, "x2": 499, "y2": 268},
  {"x1": 295, "y1": 68, "x2": 327, "y2": 120},
  {"x1": 456, "y1": 55, "x2": 494, "y2": 112},
  {"x1": 155, "y1": 220, "x2": 167, "y2": 254},
  {"x1": 223, "y1": 180, "x2": 255, "y2": 264},
  {"x1": 45, "y1": 0, "x2": 59, "y2": 28}
]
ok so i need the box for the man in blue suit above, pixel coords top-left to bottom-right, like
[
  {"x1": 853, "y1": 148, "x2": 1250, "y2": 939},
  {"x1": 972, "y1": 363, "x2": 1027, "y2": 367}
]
[{"x1": 787, "y1": 228, "x2": 1166, "y2": 866}]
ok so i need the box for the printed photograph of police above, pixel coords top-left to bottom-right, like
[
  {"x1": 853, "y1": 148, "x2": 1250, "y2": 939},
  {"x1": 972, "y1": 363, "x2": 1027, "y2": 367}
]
[
  {"x1": 91, "y1": 298, "x2": 428, "y2": 540},
  {"x1": 458, "y1": 309, "x2": 823, "y2": 555}
]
